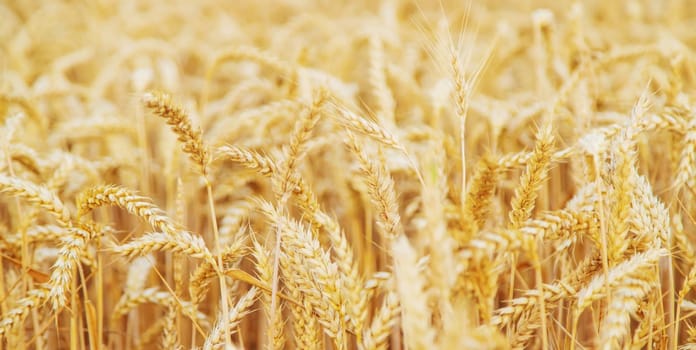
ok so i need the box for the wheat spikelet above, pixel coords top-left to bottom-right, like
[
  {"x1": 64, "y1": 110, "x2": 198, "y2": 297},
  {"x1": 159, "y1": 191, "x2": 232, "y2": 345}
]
[
  {"x1": 112, "y1": 231, "x2": 214, "y2": 264},
  {"x1": 203, "y1": 287, "x2": 258, "y2": 350},
  {"x1": 0, "y1": 174, "x2": 71, "y2": 226},
  {"x1": 77, "y1": 185, "x2": 180, "y2": 235},
  {"x1": 577, "y1": 248, "x2": 665, "y2": 311},
  {"x1": 359, "y1": 291, "x2": 399, "y2": 350},
  {"x1": 216, "y1": 145, "x2": 277, "y2": 176},
  {"x1": 161, "y1": 300, "x2": 181, "y2": 350},
  {"x1": 111, "y1": 287, "x2": 209, "y2": 329},
  {"x1": 142, "y1": 91, "x2": 209, "y2": 175},
  {"x1": 346, "y1": 132, "x2": 403, "y2": 242},
  {"x1": 3, "y1": 224, "x2": 66, "y2": 249},
  {"x1": 207, "y1": 46, "x2": 297, "y2": 97},
  {"x1": 329, "y1": 100, "x2": 404, "y2": 152},
  {"x1": 190, "y1": 236, "x2": 246, "y2": 305},
  {"x1": 0, "y1": 288, "x2": 49, "y2": 338},
  {"x1": 4, "y1": 143, "x2": 45, "y2": 175},
  {"x1": 367, "y1": 37, "x2": 395, "y2": 123},
  {"x1": 676, "y1": 115, "x2": 696, "y2": 190},
  {"x1": 520, "y1": 209, "x2": 599, "y2": 249},
  {"x1": 630, "y1": 175, "x2": 670, "y2": 249},
  {"x1": 392, "y1": 235, "x2": 435, "y2": 349}
]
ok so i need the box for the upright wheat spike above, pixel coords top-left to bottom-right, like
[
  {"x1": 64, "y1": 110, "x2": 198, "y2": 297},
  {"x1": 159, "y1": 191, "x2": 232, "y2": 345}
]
[{"x1": 392, "y1": 235, "x2": 435, "y2": 350}]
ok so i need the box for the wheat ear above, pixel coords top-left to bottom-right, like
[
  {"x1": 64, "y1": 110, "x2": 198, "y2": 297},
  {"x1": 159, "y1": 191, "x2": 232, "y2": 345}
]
[
  {"x1": 203, "y1": 287, "x2": 259, "y2": 350},
  {"x1": 77, "y1": 185, "x2": 180, "y2": 235},
  {"x1": 142, "y1": 91, "x2": 209, "y2": 175},
  {"x1": 112, "y1": 231, "x2": 215, "y2": 265},
  {"x1": 0, "y1": 174, "x2": 71, "y2": 227},
  {"x1": 345, "y1": 131, "x2": 403, "y2": 242},
  {"x1": 392, "y1": 236, "x2": 435, "y2": 349}
]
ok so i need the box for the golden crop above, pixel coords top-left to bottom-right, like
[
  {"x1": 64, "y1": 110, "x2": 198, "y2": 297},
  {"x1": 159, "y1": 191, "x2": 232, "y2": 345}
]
[{"x1": 1, "y1": 0, "x2": 695, "y2": 349}]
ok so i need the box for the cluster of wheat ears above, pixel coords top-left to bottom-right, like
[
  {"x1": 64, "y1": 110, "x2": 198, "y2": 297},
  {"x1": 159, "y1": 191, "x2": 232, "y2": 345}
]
[{"x1": 2, "y1": 0, "x2": 696, "y2": 349}]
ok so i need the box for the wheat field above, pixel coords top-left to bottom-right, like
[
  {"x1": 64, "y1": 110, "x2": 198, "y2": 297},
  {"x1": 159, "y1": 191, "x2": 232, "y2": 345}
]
[{"x1": 1, "y1": 0, "x2": 696, "y2": 349}]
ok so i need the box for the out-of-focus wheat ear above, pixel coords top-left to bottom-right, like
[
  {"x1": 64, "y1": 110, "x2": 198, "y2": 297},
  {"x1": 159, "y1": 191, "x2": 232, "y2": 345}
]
[
  {"x1": 219, "y1": 200, "x2": 253, "y2": 246},
  {"x1": 112, "y1": 231, "x2": 215, "y2": 265},
  {"x1": 367, "y1": 37, "x2": 395, "y2": 123},
  {"x1": 142, "y1": 91, "x2": 209, "y2": 175},
  {"x1": 359, "y1": 291, "x2": 400, "y2": 350},
  {"x1": 531, "y1": 9, "x2": 555, "y2": 95},
  {"x1": 345, "y1": 131, "x2": 403, "y2": 243},
  {"x1": 45, "y1": 154, "x2": 75, "y2": 193},
  {"x1": 203, "y1": 287, "x2": 258, "y2": 350},
  {"x1": 673, "y1": 213, "x2": 696, "y2": 262},
  {"x1": 77, "y1": 185, "x2": 180, "y2": 235},
  {"x1": 392, "y1": 235, "x2": 435, "y2": 349},
  {"x1": 329, "y1": 100, "x2": 402, "y2": 149},
  {"x1": 189, "y1": 236, "x2": 246, "y2": 305},
  {"x1": 6, "y1": 143, "x2": 45, "y2": 176},
  {"x1": 3, "y1": 224, "x2": 68, "y2": 249},
  {"x1": 215, "y1": 145, "x2": 277, "y2": 177},
  {"x1": 204, "y1": 46, "x2": 298, "y2": 104},
  {"x1": 0, "y1": 174, "x2": 71, "y2": 227},
  {"x1": 135, "y1": 319, "x2": 166, "y2": 350},
  {"x1": 274, "y1": 88, "x2": 327, "y2": 200},
  {"x1": 0, "y1": 288, "x2": 49, "y2": 338},
  {"x1": 675, "y1": 116, "x2": 696, "y2": 191},
  {"x1": 124, "y1": 256, "x2": 154, "y2": 296},
  {"x1": 1, "y1": 112, "x2": 24, "y2": 144},
  {"x1": 110, "y1": 288, "x2": 210, "y2": 330}
]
